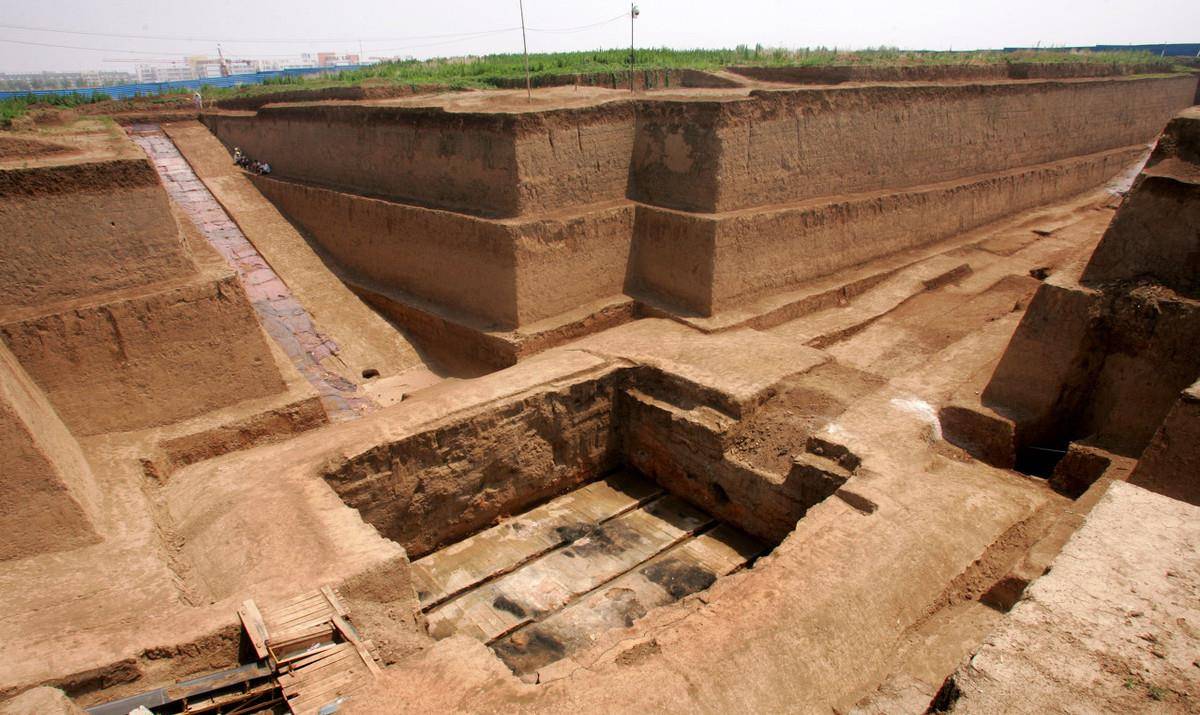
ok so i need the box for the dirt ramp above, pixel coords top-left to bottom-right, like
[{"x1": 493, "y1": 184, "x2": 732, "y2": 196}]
[{"x1": 0, "y1": 341, "x2": 100, "y2": 561}]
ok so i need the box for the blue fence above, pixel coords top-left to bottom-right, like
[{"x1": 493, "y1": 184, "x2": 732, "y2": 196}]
[
  {"x1": 1003, "y1": 43, "x2": 1200, "y2": 58},
  {"x1": 0, "y1": 64, "x2": 370, "y2": 101}
]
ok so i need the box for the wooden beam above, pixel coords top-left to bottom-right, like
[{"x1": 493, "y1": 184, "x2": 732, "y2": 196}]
[
  {"x1": 237, "y1": 599, "x2": 269, "y2": 661},
  {"x1": 321, "y1": 586, "x2": 350, "y2": 618},
  {"x1": 332, "y1": 615, "x2": 381, "y2": 677}
]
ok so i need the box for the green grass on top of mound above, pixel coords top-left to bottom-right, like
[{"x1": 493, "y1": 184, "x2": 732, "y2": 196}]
[
  {"x1": 1, "y1": 46, "x2": 1187, "y2": 124},
  {"x1": 211, "y1": 46, "x2": 1183, "y2": 96}
]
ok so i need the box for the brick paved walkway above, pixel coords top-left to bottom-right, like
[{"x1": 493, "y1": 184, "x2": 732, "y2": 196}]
[{"x1": 128, "y1": 124, "x2": 372, "y2": 421}]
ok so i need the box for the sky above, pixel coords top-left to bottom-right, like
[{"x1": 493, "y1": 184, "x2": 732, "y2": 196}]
[{"x1": 0, "y1": 0, "x2": 1197, "y2": 73}]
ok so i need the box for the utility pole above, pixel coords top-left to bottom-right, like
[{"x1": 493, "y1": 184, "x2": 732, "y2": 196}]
[
  {"x1": 629, "y1": 4, "x2": 639, "y2": 93},
  {"x1": 519, "y1": 0, "x2": 531, "y2": 102}
]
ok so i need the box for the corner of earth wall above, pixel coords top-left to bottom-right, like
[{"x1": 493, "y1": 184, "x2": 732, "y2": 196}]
[
  {"x1": 0, "y1": 339, "x2": 101, "y2": 562},
  {"x1": 972, "y1": 106, "x2": 1200, "y2": 463},
  {"x1": 0, "y1": 157, "x2": 293, "y2": 435}
]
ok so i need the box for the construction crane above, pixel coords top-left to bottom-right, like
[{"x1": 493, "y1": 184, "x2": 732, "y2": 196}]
[{"x1": 217, "y1": 44, "x2": 232, "y2": 76}]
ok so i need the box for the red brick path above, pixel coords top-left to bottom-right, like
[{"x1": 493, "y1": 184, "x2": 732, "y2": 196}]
[{"x1": 128, "y1": 124, "x2": 373, "y2": 420}]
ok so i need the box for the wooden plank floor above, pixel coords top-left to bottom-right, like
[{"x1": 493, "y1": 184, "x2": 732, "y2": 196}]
[
  {"x1": 492, "y1": 524, "x2": 764, "y2": 675},
  {"x1": 419, "y1": 471, "x2": 765, "y2": 674},
  {"x1": 426, "y1": 494, "x2": 713, "y2": 641},
  {"x1": 279, "y1": 643, "x2": 372, "y2": 715},
  {"x1": 411, "y1": 471, "x2": 663, "y2": 609}
]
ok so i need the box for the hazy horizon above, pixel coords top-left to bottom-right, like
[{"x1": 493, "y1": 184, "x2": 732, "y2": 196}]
[{"x1": 1, "y1": 0, "x2": 1197, "y2": 74}]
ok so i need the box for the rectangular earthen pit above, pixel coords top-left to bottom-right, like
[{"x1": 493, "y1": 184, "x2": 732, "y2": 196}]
[
  {"x1": 320, "y1": 366, "x2": 852, "y2": 676},
  {"x1": 415, "y1": 469, "x2": 765, "y2": 675}
]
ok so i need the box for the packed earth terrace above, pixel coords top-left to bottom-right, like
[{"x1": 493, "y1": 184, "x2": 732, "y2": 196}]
[{"x1": 0, "y1": 54, "x2": 1198, "y2": 715}]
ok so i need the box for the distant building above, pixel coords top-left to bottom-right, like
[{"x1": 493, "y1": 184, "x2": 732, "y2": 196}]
[
  {"x1": 316, "y1": 53, "x2": 360, "y2": 67},
  {"x1": 47, "y1": 50, "x2": 361, "y2": 91},
  {"x1": 134, "y1": 63, "x2": 194, "y2": 83},
  {"x1": 0, "y1": 70, "x2": 134, "y2": 91}
]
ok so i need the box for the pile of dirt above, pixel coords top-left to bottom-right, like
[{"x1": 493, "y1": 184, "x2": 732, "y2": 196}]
[{"x1": 728, "y1": 362, "x2": 886, "y2": 474}]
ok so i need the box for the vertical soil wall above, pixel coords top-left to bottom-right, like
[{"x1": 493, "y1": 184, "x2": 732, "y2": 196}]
[
  {"x1": 1, "y1": 274, "x2": 287, "y2": 435},
  {"x1": 980, "y1": 108, "x2": 1200, "y2": 459},
  {"x1": 206, "y1": 103, "x2": 636, "y2": 219},
  {"x1": 1082, "y1": 109, "x2": 1200, "y2": 297},
  {"x1": 215, "y1": 74, "x2": 1197, "y2": 331},
  {"x1": 322, "y1": 372, "x2": 622, "y2": 558},
  {"x1": 251, "y1": 174, "x2": 518, "y2": 326},
  {"x1": 726, "y1": 61, "x2": 1172, "y2": 85},
  {"x1": 631, "y1": 76, "x2": 1198, "y2": 213},
  {"x1": 206, "y1": 106, "x2": 520, "y2": 217},
  {"x1": 511, "y1": 106, "x2": 636, "y2": 215},
  {"x1": 632, "y1": 146, "x2": 1143, "y2": 314},
  {"x1": 0, "y1": 161, "x2": 196, "y2": 314},
  {"x1": 510, "y1": 204, "x2": 634, "y2": 324},
  {"x1": 1129, "y1": 382, "x2": 1200, "y2": 505},
  {"x1": 252, "y1": 174, "x2": 634, "y2": 328}
]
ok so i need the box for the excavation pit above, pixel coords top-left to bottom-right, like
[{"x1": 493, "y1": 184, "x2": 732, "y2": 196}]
[
  {"x1": 412, "y1": 470, "x2": 765, "y2": 676},
  {"x1": 317, "y1": 363, "x2": 845, "y2": 678}
]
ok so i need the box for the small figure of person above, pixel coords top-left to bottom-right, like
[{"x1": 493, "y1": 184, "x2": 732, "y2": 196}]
[
  {"x1": 193, "y1": 91, "x2": 203, "y2": 111},
  {"x1": 233, "y1": 147, "x2": 245, "y2": 166}
]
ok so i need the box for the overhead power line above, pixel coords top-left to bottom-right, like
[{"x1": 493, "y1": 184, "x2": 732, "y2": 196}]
[
  {"x1": 0, "y1": 37, "x2": 195, "y2": 56},
  {"x1": 0, "y1": 14, "x2": 626, "y2": 46},
  {"x1": 0, "y1": 21, "x2": 519, "y2": 44},
  {"x1": 532, "y1": 13, "x2": 633, "y2": 33}
]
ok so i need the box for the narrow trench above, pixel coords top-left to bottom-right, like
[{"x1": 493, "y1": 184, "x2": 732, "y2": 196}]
[{"x1": 1014, "y1": 443, "x2": 1069, "y2": 478}]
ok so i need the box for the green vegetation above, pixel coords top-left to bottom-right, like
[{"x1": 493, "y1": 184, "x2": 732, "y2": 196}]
[
  {"x1": 202, "y1": 46, "x2": 1181, "y2": 100},
  {"x1": 0, "y1": 92, "x2": 110, "y2": 127},
  {"x1": 0, "y1": 46, "x2": 1183, "y2": 123},
  {"x1": 346, "y1": 46, "x2": 1177, "y2": 84}
]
